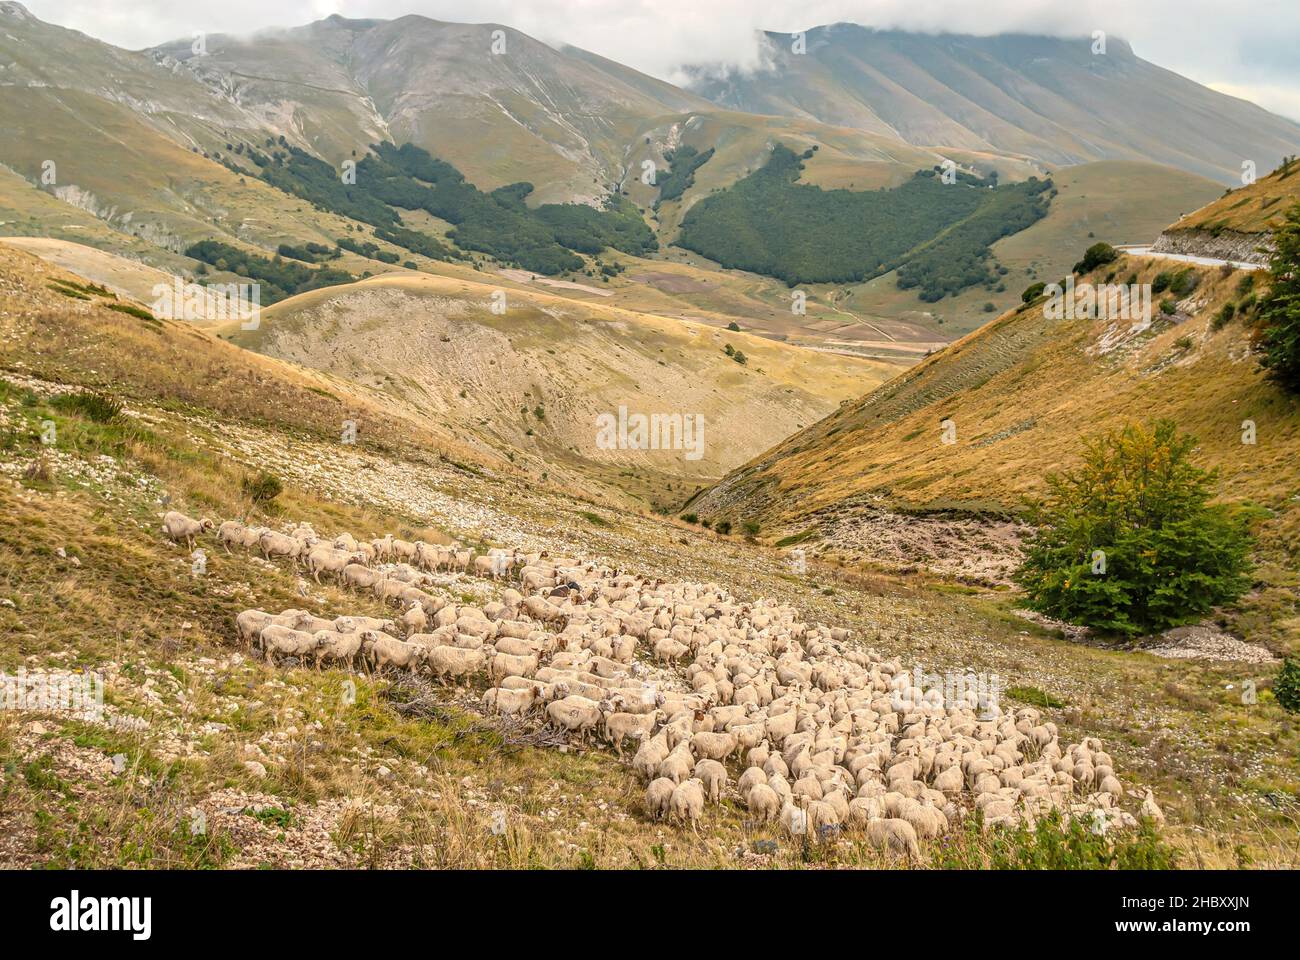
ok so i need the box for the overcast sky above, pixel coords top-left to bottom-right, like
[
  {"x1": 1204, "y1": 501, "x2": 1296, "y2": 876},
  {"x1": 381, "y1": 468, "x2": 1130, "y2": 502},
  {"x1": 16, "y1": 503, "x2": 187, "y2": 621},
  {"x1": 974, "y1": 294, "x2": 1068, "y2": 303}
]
[{"x1": 22, "y1": 0, "x2": 1300, "y2": 121}]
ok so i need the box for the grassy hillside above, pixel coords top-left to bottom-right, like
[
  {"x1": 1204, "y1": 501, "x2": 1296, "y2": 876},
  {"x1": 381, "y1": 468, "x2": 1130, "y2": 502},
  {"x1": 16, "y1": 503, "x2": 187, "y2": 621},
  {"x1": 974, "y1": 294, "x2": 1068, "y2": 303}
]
[
  {"x1": 224, "y1": 271, "x2": 897, "y2": 508},
  {"x1": 694, "y1": 251, "x2": 1300, "y2": 655},
  {"x1": 0, "y1": 241, "x2": 1295, "y2": 868}
]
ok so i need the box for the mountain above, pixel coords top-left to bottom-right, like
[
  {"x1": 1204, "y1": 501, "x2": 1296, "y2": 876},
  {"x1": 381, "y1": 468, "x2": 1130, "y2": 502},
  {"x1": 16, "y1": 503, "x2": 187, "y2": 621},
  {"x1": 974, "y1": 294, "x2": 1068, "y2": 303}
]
[
  {"x1": 147, "y1": 14, "x2": 712, "y2": 206},
  {"x1": 688, "y1": 24, "x2": 1300, "y2": 184}
]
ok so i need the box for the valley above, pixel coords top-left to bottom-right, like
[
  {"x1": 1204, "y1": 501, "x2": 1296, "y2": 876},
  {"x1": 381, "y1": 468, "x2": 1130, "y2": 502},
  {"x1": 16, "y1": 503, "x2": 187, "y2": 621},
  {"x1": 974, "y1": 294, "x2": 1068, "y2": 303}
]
[{"x1": 1, "y1": 1, "x2": 1299, "y2": 881}]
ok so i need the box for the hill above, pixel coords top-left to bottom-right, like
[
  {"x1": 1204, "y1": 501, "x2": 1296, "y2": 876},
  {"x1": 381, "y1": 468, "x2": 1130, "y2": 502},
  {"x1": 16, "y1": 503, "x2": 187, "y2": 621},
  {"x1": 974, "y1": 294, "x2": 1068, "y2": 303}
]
[
  {"x1": 687, "y1": 24, "x2": 1300, "y2": 184},
  {"x1": 223, "y1": 270, "x2": 898, "y2": 507},
  {"x1": 1153, "y1": 160, "x2": 1300, "y2": 264},
  {"x1": 692, "y1": 248, "x2": 1300, "y2": 655}
]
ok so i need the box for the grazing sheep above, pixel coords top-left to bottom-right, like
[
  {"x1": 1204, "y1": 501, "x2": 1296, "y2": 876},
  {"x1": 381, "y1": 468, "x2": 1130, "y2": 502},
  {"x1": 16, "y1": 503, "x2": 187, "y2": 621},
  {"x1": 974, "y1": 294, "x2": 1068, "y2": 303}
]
[
  {"x1": 483, "y1": 684, "x2": 541, "y2": 716},
  {"x1": 312, "y1": 629, "x2": 365, "y2": 671},
  {"x1": 644, "y1": 777, "x2": 676, "y2": 821},
  {"x1": 366, "y1": 633, "x2": 423, "y2": 672},
  {"x1": 398, "y1": 600, "x2": 428, "y2": 637},
  {"x1": 426, "y1": 645, "x2": 487, "y2": 681},
  {"x1": 259, "y1": 530, "x2": 304, "y2": 563},
  {"x1": 604, "y1": 711, "x2": 657, "y2": 758},
  {"x1": 490, "y1": 651, "x2": 540, "y2": 685},
  {"x1": 260, "y1": 624, "x2": 317, "y2": 665},
  {"x1": 545, "y1": 696, "x2": 603, "y2": 743},
  {"x1": 162, "y1": 511, "x2": 213, "y2": 550},
  {"x1": 865, "y1": 818, "x2": 921, "y2": 860},
  {"x1": 693, "y1": 758, "x2": 727, "y2": 803},
  {"x1": 235, "y1": 610, "x2": 274, "y2": 648},
  {"x1": 747, "y1": 784, "x2": 781, "y2": 822},
  {"x1": 669, "y1": 778, "x2": 705, "y2": 827}
]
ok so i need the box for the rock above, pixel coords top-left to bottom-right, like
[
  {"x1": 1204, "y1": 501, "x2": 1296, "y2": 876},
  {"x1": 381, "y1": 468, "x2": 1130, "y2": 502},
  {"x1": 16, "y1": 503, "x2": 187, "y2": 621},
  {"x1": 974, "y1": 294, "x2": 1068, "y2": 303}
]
[
  {"x1": 243, "y1": 760, "x2": 268, "y2": 778},
  {"x1": 111, "y1": 753, "x2": 127, "y2": 774}
]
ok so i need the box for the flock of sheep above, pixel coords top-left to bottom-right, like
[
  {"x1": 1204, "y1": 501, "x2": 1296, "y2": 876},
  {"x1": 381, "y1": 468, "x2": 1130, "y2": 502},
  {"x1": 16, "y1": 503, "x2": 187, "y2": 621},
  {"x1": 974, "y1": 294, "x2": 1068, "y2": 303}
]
[{"x1": 163, "y1": 509, "x2": 1161, "y2": 856}]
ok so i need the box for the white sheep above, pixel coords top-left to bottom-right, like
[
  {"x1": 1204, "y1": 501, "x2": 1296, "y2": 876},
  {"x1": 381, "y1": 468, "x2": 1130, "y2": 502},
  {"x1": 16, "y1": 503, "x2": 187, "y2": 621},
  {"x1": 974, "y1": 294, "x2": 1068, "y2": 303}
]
[{"x1": 162, "y1": 511, "x2": 213, "y2": 550}]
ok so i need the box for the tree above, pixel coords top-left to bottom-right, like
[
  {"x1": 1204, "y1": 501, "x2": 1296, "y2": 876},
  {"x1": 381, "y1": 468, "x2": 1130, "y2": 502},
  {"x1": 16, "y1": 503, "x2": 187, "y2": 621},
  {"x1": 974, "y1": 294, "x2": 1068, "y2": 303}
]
[
  {"x1": 1253, "y1": 202, "x2": 1300, "y2": 391},
  {"x1": 1072, "y1": 242, "x2": 1118, "y2": 275},
  {"x1": 1016, "y1": 421, "x2": 1253, "y2": 635}
]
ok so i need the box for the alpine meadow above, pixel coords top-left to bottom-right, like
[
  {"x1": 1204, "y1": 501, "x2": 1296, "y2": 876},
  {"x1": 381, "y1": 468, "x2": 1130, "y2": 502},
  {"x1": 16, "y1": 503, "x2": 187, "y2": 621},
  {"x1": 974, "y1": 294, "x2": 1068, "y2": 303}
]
[{"x1": 0, "y1": 0, "x2": 1297, "y2": 925}]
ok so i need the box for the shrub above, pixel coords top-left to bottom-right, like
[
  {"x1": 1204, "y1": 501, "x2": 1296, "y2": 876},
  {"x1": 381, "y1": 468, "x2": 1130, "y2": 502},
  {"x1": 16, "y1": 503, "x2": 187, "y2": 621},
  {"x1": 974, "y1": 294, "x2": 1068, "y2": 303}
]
[
  {"x1": 1212, "y1": 302, "x2": 1235, "y2": 330},
  {"x1": 713, "y1": 519, "x2": 733, "y2": 535},
  {"x1": 50, "y1": 392, "x2": 123, "y2": 423},
  {"x1": 1072, "y1": 242, "x2": 1118, "y2": 275},
  {"x1": 680, "y1": 512, "x2": 699, "y2": 524},
  {"x1": 1159, "y1": 299, "x2": 1176, "y2": 315},
  {"x1": 742, "y1": 520, "x2": 761, "y2": 537},
  {"x1": 726, "y1": 321, "x2": 740, "y2": 331},
  {"x1": 732, "y1": 351, "x2": 748, "y2": 365},
  {"x1": 934, "y1": 809, "x2": 1178, "y2": 870},
  {"x1": 1016, "y1": 420, "x2": 1253, "y2": 636},
  {"x1": 1021, "y1": 281, "x2": 1046, "y2": 303},
  {"x1": 1252, "y1": 202, "x2": 1300, "y2": 392},
  {"x1": 1275, "y1": 658, "x2": 1300, "y2": 713},
  {"x1": 241, "y1": 471, "x2": 283, "y2": 504}
]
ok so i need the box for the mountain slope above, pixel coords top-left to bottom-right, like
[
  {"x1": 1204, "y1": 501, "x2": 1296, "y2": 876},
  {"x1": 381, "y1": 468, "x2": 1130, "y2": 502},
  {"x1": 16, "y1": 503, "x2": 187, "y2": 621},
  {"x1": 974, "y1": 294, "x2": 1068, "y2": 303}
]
[
  {"x1": 148, "y1": 14, "x2": 714, "y2": 205},
  {"x1": 688, "y1": 25, "x2": 1300, "y2": 184},
  {"x1": 1153, "y1": 161, "x2": 1300, "y2": 263},
  {"x1": 692, "y1": 249, "x2": 1300, "y2": 650},
  {"x1": 224, "y1": 271, "x2": 898, "y2": 506}
]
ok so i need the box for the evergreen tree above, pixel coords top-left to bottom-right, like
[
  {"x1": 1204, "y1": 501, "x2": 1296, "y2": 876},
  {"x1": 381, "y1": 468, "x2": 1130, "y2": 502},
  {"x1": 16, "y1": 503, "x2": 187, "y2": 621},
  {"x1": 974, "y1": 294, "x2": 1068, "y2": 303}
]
[{"x1": 1253, "y1": 202, "x2": 1300, "y2": 391}]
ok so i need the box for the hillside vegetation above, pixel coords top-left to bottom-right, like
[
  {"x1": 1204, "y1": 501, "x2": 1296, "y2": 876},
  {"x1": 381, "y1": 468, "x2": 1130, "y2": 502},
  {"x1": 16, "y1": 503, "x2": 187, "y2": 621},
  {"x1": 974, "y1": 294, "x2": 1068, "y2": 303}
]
[{"x1": 676, "y1": 145, "x2": 1051, "y2": 294}]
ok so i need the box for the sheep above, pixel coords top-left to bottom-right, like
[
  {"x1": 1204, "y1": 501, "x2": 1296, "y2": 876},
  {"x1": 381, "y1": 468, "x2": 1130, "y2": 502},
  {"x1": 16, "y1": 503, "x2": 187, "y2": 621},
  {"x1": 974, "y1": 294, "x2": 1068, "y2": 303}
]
[
  {"x1": 693, "y1": 758, "x2": 727, "y2": 803},
  {"x1": 737, "y1": 766, "x2": 768, "y2": 802},
  {"x1": 644, "y1": 777, "x2": 676, "y2": 821},
  {"x1": 604, "y1": 711, "x2": 657, "y2": 758},
  {"x1": 259, "y1": 530, "x2": 304, "y2": 563},
  {"x1": 865, "y1": 818, "x2": 921, "y2": 860},
  {"x1": 312, "y1": 629, "x2": 365, "y2": 671},
  {"x1": 305, "y1": 546, "x2": 364, "y2": 583},
  {"x1": 340, "y1": 562, "x2": 384, "y2": 592},
  {"x1": 398, "y1": 600, "x2": 428, "y2": 637},
  {"x1": 260, "y1": 624, "x2": 317, "y2": 665},
  {"x1": 366, "y1": 633, "x2": 423, "y2": 672},
  {"x1": 657, "y1": 741, "x2": 695, "y2": 784},
  {"x1": 689, "y1": 730, "x2": 737, "y2": 763},
  {"x1": 334, "y1": 615, "x2": 396, "y2": 634},
  {"x1": 632, "y1": 733, "x2": 670, "y2": 780},
  {"x1": 747, "y1": 783, "x2": 781, "y2": 822},
  {"x1": 235, "y1": 609, "x2": 274, "y2": 648},
  {"x1": 490, "y1": 651, "x2": 539, "y2": 685},
  {"x1": 545, "y1": 696, "x2": 602, "y2": 743},
  {"x1": 426, "y1": 645, "x2": 487, "y2": 681},
  {"x1": 217, "y1": 520, "x2": 248, "y2": 553},
  {"x1": 162, "y1": 511, "x2": 213, "y2": 550},
  {"x1": 669, "y1": 778, "x2": 705, "y2": 827},
  {"x1": 483, "y1": 684, "x2": 541, "y2": 716}
]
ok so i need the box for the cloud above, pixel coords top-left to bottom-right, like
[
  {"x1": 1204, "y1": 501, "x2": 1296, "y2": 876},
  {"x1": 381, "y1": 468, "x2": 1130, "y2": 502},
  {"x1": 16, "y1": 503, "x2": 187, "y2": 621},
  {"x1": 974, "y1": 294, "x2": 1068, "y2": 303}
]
[{"x1": 19, "y1": 0, "x2": 1300, "y2": 120}]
